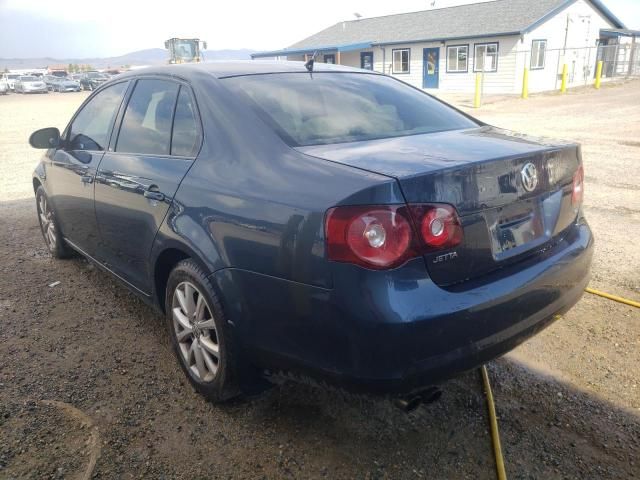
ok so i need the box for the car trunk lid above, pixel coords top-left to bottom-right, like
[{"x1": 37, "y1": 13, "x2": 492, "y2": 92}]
[{"x1": 297, "y1": 126, "x2": 582, "y2": 286}]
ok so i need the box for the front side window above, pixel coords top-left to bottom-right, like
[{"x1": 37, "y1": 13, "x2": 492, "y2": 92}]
[
  {"x1": 223, "y1": 73, "x2": 478, "y2": 147},
  {"x1": 67, "y1": 81, "x2": 128, "y2": 151},
  {"x1": 171, "y1": 87, "x2": 201, "y2": 157},
  {"x1": 392, "y1": 49, "x2": 410, "y2": 74},
  {"x1": 447, "y1": 45, "x2": 468, "y2": 72},
  {"x1": 531, "y1": 40, "x2": 547, "y2": 69},
  {"x1": 474, "y1": 43, "x2": 498, "y2": 72},
  {"x1": 116, "y1": 79, "x2": 179, "y2": 156}
]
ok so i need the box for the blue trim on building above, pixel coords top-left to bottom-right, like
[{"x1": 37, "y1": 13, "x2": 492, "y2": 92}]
[
  {"x1": 375, "y1": 31, "x2": 521, "y2": 47},
  {"x1": 522, "y1": 0, "x2": 625, "y2": 34}
]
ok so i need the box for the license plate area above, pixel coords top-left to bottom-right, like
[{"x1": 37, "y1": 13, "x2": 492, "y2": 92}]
[{"x1": 486, "y1": 199, "x2": 548, "y2": 260}]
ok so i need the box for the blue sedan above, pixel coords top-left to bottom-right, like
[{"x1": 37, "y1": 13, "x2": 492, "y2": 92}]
[{"x1": 29, "y1": 62, "x2": 593, "y2": 403}]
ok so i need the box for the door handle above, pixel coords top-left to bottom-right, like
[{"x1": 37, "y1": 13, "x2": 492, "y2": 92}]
[
  {"x1": 143, "y1": 186, "x2": 165, "y2": 202},
  {"x1": 81, "y1": 175, "x2": 94, "y2": 184}
]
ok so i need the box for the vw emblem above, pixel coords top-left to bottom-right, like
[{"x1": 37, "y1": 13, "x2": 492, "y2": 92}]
[{"x1": 521, "y1": 163, "x2": 538, "y2": 192}]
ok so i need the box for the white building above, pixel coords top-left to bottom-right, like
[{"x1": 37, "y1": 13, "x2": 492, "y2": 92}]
[{"x1": 252, "y1": 0, "x2": 637, "y2": 94}]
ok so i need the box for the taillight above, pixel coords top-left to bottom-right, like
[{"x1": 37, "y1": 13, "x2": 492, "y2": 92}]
[
  {"x1": 325, "y1": 205, "x2": 415, "y2": 269},
  {"x1": 325, "y1": 203, "x2": 463, "y2": 270},
  {"x1": 408, "y1": 204, "x2": 463, "y2": 250},
  {"x1": 572, "y1": 165, "x2": 584, "y2": 206}
]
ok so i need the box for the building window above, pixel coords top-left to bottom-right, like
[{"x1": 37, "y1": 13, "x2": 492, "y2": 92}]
[
  {"x1": 324, "y1": 54, "x2": 335, "y2": 64},
  {"x1": 531, "y1": 40, "x2": 547, "y2": 70},
  {"x1": 392, "y1": 49, "x2": 410, "y2": 74},
  {"x1": 474, "y1": 43, "x2": 498, "y2": 72},
  {"x1": 446, "y1": 45, "x2": 468, "y2": 73}
]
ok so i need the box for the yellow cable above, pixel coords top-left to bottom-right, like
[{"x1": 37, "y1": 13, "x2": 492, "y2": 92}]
[
  {"x1": 481, "y1": 365, "x2": 507, "y2": 480},
  {"x1": 477, "y1": 288, "x2": 636, "y2": 480},
  {"x1": 584, "y1": 288, "x2": 640, "y2": 308}
]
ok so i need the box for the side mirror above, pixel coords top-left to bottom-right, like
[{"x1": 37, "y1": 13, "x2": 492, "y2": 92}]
[{"x1": 29, "y1": 127, "x2": 61, "y2": 149}]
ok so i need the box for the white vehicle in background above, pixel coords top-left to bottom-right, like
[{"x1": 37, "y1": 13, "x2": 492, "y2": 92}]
[
  {"x1": 14, "y1": 75, "x2": 48, "y2": 94},
  {"x1": 2, "y1": 73, "x2": 20, "y2": 91}
]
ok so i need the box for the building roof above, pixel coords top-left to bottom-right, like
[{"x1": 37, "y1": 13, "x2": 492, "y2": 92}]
[{"x1": 253, "y1": 0, "x2": 625, "y2": 58}]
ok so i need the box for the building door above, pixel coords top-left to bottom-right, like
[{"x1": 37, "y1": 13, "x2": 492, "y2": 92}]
[
  {"x1": 361, "y1": 52, "x2": 374, "y2": 70},
  {"x1": 423, "y1": 48, "x2": 439, "y2": 88},
  {"x1": 324, "y1": 54, "x2": 335, "y2": 64}
]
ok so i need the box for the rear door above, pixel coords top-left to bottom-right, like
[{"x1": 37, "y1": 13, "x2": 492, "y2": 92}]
[
  {"x1": 46, "y1": 81, "x2": 129, "y2": 256},
  {"x1": 94, "y1": 78, "x2": 202, "y2": 293}
]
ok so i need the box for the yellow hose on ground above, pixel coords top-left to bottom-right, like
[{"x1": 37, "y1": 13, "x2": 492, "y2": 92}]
[
  {"x1": 479, "y1": 288, "x2": 636, "y2": 480},
  {"x1": 481, "y1": 365, "x2": 507, "y2": 480},
  {"x1": 584, "y1": 288, "x2": 640, "y2": 308}
]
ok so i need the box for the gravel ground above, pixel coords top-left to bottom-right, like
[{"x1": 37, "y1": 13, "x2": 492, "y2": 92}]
[{"x1": 0, "y1": 82, "x2": 638, "y2": 479}]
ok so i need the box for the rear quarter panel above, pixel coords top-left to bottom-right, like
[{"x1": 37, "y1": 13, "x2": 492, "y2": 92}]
[{"x1": 152, "y1": 72, "x2": 404, "y2": 291}]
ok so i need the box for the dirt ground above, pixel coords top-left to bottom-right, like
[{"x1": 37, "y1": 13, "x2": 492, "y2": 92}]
[{"x1": 0, "y1": 82, "x2": 638, "y2": 479}]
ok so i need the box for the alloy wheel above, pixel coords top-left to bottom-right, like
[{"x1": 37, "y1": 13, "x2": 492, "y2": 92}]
[
  {"x1": 38, "y1": 194, "x2": 57, "y2": 250},
  {"x1": 172, "y1": 281, "x2": 220, "y2": 382}
]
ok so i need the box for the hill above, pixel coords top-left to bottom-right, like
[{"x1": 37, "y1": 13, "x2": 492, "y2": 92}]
[{"x1": 0, "y1": 48, "x2": 257, "y2": 70}]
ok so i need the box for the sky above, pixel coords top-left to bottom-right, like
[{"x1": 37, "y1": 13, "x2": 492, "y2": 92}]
[{"x1": 0, "y1": 0, "x2": 638, "y2": 58}]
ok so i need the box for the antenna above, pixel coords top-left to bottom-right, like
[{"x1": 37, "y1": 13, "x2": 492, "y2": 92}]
[{"x1": 304, "y1": 51, "x2": 318, "y2": 72}]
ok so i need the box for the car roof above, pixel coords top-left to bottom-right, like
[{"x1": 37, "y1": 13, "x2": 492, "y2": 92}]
[{"x1": 115, "y1": 60, "x2": 372, "y2": 80}]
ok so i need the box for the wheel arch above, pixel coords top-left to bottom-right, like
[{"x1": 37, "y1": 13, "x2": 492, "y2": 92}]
[{"x1": 152, "y1": 243, "x2": 213, "y2": 314}]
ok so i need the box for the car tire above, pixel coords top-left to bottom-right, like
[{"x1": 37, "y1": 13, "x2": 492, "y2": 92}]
[
  {"x1": 165, "y1": 259, "x2": 241, "y2": 403},
  {"x1": 35, "y1": 186, "x2": 73, "y2": 259}
]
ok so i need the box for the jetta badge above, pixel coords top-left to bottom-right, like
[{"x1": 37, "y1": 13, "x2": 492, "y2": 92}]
[{"x1": 521, "y1": 163, "x2": 538, "y2": 192}]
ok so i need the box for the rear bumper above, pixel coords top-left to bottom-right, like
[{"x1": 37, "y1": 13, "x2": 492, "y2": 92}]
[{"x1": 211, "y1": 220, "x2": 593, "y2": 394}]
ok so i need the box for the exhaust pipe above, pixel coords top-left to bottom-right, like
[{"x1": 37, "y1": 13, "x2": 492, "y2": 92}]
[{"x1": 394, "y1": 386, "x2": 442, "y2": 412}]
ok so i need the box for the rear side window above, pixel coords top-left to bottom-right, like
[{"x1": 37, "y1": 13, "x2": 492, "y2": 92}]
[
  {"x1": 222, "y1": 73, "x2": 478, "y2": 146},
  {"x1": 171, "y1": 87, "x2": 200, "y2": 157},
  {"x1": 116, "y1": 79, "x2": 179, "y2": 155},
  {"x1": 68, "y1": 81, "x2": 128, "y2": 151}
]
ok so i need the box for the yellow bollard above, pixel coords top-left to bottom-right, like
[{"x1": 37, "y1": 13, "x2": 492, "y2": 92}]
[
  {"x1": 560, "y1": 64, "x2": 568, "y2": 93},
  {"x1": 474, "y1": 73, "x2": 482, "y2": 108},
  {"x1": 521, "y1": 67, "x2": 529, "y2": 99},
  {"x1": 595, "y1": 60, "x2": 603, "y2": 89}
]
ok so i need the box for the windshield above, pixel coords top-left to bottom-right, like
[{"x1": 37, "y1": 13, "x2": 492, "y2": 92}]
[
  {"x1": 174, "y1": 40, "x2": 197, "y2": 61},
  {"x1": 222, "y1": 73, "x2": 478, "y2": 146},
  {"x1": 87, "y1": 72, "x2": 105, "y2": 79},
  {"x1": 20, "y1": 76, "x2": 38, "y2": 81},
  {"x1": 8, "y1": 74, "x2": 19, "y2": 79}
]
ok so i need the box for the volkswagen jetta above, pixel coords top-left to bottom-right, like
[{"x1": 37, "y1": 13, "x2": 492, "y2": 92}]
[{"x1": 29, "y1": 62, "x2": 593, "y2": 402}]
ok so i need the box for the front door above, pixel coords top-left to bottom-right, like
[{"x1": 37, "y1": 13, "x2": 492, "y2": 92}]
[
  {"x1": 46, "y1": 81, "x2": 129, "y2": 256},
  {"x1": 361, "y1": 52, "x2": 374, "y2": 70},
  {"x1": 324, "y1": 54, "x2": 335, "y2": 64},
  {"x1": 94, "y1": 78, "x2": 200, "y2": 293},
  {"x1": 423, "y1": 48, "x2": 439, "y2": 88}
]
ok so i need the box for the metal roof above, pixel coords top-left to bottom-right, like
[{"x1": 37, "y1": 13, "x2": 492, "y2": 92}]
[{"x1": 252, "y1": 0, "x2": 625, "y2": 58}]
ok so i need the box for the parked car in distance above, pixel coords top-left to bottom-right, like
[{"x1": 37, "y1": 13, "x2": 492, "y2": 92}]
[
  {"x1": 54, "y1": 77, "x2": 82, "y2": 92},
  {"x1": 43, "y1": 75, "x2": 59, "y2": 91},
  {"x1": 79, "y1": 71, "x2": 109, "y2": 91},
  {"x1": 3, "y1": 73, "x2": 20, "y2": 91},
  {"x1": 15, "y1": 75, "x2": 48, "y2": 94},
  {"x1": 29, "y1": 62, "x2": 593, "y2": 404}
]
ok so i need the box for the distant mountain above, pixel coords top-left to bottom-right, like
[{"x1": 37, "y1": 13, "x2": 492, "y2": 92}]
[{"x1": 0, "y1": 48, "x2": 257, "y2": 70}]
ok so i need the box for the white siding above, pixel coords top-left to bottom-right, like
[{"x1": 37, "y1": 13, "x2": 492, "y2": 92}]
[
  {"x1": 274, "y1": 0, "x2": 620, "y2": 94},
  {"x1": 518, "y1": 0, "x2": 616, "y2": 92}
]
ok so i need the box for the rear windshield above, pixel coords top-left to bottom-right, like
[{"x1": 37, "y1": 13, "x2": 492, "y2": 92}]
[{"x1": 222, "y1": 72, "x2": 478, "y2": 146}]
